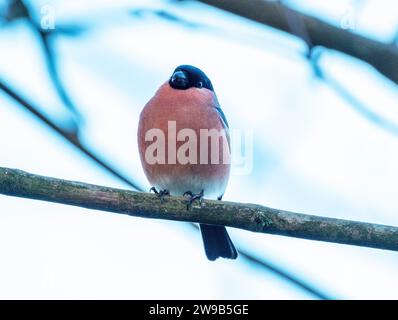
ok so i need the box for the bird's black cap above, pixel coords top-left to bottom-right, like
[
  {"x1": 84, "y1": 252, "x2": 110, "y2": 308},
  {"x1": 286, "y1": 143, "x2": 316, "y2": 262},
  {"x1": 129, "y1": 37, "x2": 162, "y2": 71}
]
[{"x1": 169, "y1": 65, "x2": 214, "y2": 91}]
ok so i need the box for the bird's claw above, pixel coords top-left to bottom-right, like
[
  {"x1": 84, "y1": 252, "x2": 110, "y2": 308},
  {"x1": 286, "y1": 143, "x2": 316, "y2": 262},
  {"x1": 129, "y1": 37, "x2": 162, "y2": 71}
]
[
  {"x1": 183, "y1": 190, "x2": 204, "y2": 210},
  {"x1": 150, "y1": 187, "x2": 170, "y2": 203}
]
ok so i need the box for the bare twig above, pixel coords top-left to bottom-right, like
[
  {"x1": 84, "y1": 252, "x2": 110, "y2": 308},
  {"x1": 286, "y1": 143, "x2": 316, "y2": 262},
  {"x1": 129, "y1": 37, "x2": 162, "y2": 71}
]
[
  {"x1": 1, "y1": 167, "x2": 397, "y2": 252},
  {"x1": 0, "y1": 80, "x2": 143, "y2": 191}
]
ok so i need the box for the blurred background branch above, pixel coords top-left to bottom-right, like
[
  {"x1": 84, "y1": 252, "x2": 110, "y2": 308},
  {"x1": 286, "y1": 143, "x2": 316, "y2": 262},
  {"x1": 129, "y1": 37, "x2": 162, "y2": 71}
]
[
  {"x1": 2, "y1": 0, "x2": 85, "y2": 128},
  {"x1": 0, "y1": 79, "x2": 144, "y2": 191},
  {"x1": 197, "y1": 0, "x2": 398, "y2": 85}
]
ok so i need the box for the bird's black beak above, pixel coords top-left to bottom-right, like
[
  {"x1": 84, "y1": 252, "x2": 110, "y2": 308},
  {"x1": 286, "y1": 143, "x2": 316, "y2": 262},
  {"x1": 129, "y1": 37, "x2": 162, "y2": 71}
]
[{"x1": 169, "y1": 70, "x2": 190, "y2": 89}]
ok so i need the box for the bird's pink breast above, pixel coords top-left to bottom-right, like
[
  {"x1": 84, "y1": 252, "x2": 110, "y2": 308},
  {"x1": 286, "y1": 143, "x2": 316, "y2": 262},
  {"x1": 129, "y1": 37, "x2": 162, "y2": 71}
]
[{"x1": 138, "y1": 83, "x2": 230, "y2": 198}]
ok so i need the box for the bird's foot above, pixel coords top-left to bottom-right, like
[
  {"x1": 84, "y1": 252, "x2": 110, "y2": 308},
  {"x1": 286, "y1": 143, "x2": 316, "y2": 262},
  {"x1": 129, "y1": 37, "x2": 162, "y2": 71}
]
[
  {"x1": 183, "y1": 190, "x2": 204, "y2": 210},
  {"x1": 149, "y1": 187, "x2": 170, "y2": 203}
]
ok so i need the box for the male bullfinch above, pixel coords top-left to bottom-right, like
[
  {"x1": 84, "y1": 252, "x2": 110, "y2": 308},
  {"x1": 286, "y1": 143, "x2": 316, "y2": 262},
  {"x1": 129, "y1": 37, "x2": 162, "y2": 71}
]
[{"x1": 138, "y1": 65, "x2": 237, "y2": 261}]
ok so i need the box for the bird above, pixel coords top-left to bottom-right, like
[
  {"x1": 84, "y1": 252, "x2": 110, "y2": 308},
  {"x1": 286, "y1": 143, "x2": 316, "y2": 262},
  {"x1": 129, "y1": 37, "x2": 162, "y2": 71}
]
[{"x1": 137, "y1": 65, "x2": 237, "y2": 261}]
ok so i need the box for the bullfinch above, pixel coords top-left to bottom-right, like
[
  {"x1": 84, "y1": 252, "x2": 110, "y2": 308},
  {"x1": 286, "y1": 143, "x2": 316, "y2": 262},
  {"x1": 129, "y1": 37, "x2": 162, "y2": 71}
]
[{"x1": 138, "y1": 65, "x2": 237, "y2": 261}]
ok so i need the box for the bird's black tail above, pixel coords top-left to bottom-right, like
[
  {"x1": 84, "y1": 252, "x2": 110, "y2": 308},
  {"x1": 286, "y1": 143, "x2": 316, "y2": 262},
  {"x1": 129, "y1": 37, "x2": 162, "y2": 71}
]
[{"x1": 200, "y1": 224, "x2": 238, "y2": 261}]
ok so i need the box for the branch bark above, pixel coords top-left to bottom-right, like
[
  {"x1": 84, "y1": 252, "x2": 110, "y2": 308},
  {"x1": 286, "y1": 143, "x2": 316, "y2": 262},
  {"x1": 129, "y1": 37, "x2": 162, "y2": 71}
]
[
  {"x1": 197, "y1": 0, "x2": 398, "y2": 85},
  {"x1": 1, "y1": 167, "x2": 397, "y2": 252}
]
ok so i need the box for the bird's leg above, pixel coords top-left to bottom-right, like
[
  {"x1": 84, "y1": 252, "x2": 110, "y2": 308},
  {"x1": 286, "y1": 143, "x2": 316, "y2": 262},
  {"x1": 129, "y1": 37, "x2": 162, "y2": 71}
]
[
  {"x1": 149, "y1": 187, "x2": 170, "y2": 203},
  {"x1": 183, "y1": 189, "x2": 204, "y2": 210}
]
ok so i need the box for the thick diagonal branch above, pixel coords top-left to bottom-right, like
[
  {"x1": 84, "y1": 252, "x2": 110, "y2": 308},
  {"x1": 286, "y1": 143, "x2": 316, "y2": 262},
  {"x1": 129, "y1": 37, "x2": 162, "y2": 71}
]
[
  {"x1": 0, "y1": 167, "x2": 397, "y2": 252},
  {"x1": 198, "y1": 0, "x2": 398, "y2": 85}
]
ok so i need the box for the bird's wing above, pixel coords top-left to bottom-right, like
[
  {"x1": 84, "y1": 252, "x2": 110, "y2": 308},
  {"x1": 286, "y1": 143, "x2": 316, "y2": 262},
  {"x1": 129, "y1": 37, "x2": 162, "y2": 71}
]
[
  {"x1": 214, "y1": 106, "x2": 229, "y2": 129},
  {"x1": 214, "y1": 106, "x2": 231, "y2": 150}
]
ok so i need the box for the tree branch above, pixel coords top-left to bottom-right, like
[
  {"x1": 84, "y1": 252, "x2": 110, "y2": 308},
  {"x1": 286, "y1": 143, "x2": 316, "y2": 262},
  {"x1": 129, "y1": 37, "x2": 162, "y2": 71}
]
[
  {"x1": 1, "y1": 167, "x2": 397, "y2": 252},
  {"x1": 197, "y1": 0, "x2": 398, "y2": 85}
]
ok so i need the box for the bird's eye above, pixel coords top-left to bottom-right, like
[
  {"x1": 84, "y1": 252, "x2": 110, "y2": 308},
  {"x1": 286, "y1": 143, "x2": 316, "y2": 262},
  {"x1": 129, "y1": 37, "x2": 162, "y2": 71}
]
[{"x1": 197, "y1": 81, "x2": 203, "y2": 88}]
